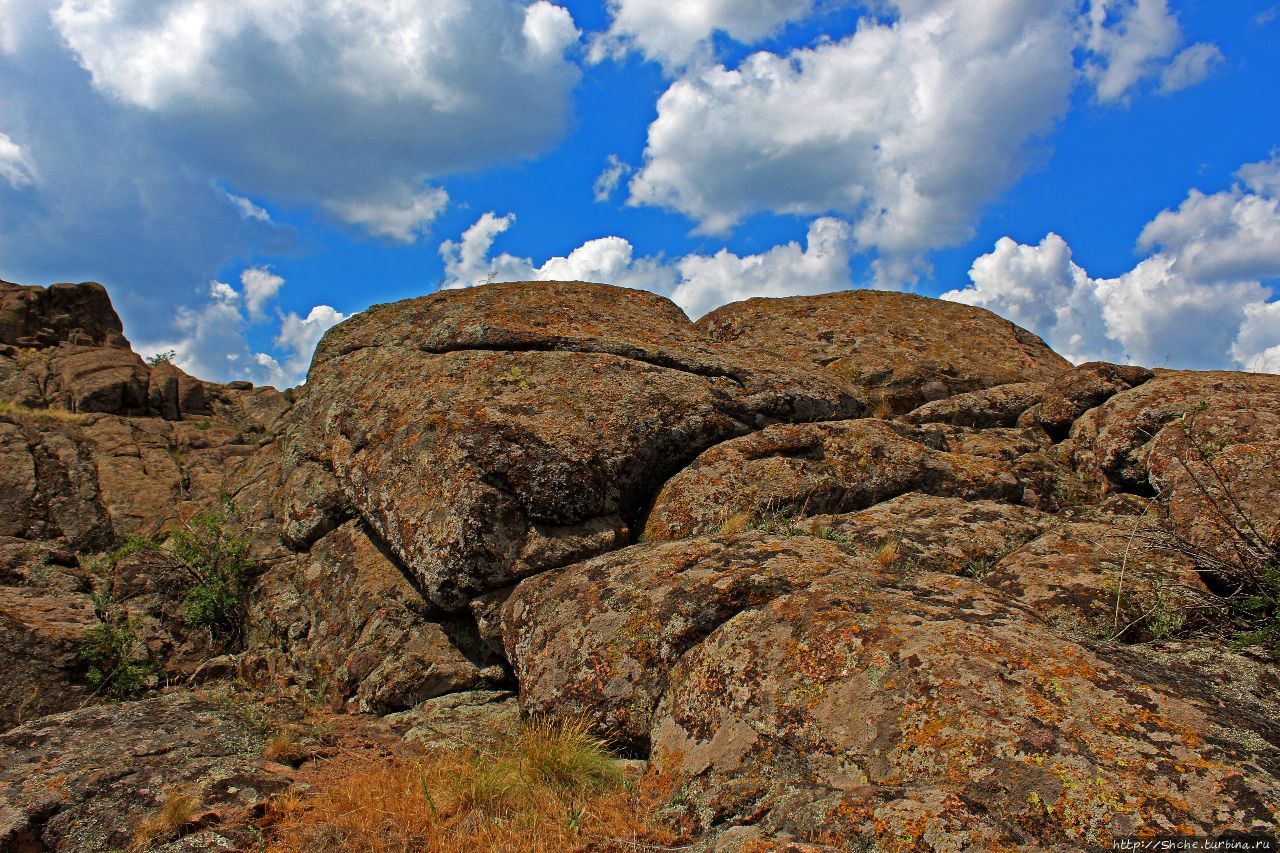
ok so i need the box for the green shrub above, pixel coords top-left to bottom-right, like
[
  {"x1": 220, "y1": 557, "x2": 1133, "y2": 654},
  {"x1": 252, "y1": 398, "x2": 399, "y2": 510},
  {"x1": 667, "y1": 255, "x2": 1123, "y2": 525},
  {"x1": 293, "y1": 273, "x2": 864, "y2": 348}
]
[
  {"x1": 171, "y1": 503, "x2": 253, "y2": 643},
  {"x1": 107, "y1": 500, "x2": 255, "y2": 647},
  {"x1": 80, "y1": 591, "x2": 156, "y2": 699}
]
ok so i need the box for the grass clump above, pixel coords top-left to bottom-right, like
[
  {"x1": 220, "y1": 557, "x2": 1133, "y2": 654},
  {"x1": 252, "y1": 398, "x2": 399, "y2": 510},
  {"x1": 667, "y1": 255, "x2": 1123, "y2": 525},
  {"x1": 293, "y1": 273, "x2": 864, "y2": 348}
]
[
  {"x1": 0, "y1": 399, "x2": 87, "y2": 424},
  {"x1": 262, "y1": 718, "x2": 685, "y2": 853},
  {"x1": 130, "y1": 787, "x2": 197, "y2": 851}
]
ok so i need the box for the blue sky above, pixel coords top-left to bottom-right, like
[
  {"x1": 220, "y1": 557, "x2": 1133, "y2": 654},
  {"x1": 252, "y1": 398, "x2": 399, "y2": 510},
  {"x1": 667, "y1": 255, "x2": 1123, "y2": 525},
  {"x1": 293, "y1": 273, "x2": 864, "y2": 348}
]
[{"x1": 1, "y1": 0, "x2": 1278, "y2": 385}]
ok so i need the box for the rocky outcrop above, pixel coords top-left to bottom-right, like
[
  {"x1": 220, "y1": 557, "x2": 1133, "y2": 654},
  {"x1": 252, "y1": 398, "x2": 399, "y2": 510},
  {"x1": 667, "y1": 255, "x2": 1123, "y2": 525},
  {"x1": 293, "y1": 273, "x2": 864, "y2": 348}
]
[
  {"x1": 0, "y1": 279, "x2": 130, "y2": 350},
  {"x1": 502, "y1": 533, "x2": 881, "y2": 752},
  {"x1": 651, "y1": 572, "x2": 1279, "y2": 847},
  {"x1": 4, "y1": 277, "x2": 1280, "y2": 851},
  {"x1": 245, "y1": 520, "x2": 507, "y2": 713},
  {"x1": 0, "y1": 693, "x2": 296, "y2": 852},
  {"x1": 697, "y1": 290, "x2": 1071, "y2": 415},
  {"x1": 642, "y1": 419, "x2": 1025, "y2": 540},
  {"x1": 289, "y1": 281, "x2": 863, "y2": 611}
]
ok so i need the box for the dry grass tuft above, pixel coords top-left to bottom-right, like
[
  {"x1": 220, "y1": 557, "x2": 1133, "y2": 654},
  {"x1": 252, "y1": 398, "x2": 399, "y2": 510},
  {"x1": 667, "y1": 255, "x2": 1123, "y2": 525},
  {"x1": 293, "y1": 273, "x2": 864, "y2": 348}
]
[
  {"x1": 130, "y1": 787, "x2": 197, "y2": 851},
  {"x1": 875, "y1": 539, "x2": 902, "y2": 568},
  {"x1": 0, "y1": 399, "x2": 87, "y2": 424},
  {"x1": 262, "y1": 730, "x2": 307, "y2": 763},
  {"x1": 261, "y1": 718, "x2": 686, "y2": 853}
]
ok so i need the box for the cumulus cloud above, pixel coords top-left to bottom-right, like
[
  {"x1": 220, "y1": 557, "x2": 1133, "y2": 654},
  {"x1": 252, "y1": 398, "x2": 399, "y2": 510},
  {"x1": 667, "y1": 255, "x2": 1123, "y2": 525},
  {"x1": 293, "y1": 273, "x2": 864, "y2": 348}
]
[
  {"x1": 1081, "y1": 0, "x2": 1182, "y2": 103},
  {"x1": 671, "y1": 218, "x2": 855, "y2": 317},
  {"x1": 240, "y1": 267, "x2": 284, "y2": 320},
  {"x1": 440, "y1": 212, "x2": 677, "y2": 295},
  {"x1": 325, "y1": 186, "x2": 449, "y2": 244},
  {"x1": 439, "y1": 211, "x2": 854, "y2": 318},
  {"x1": 590, "y1": 0, "x2": 815, "y2": 71},
  {"x1": 46, "y1": 0, "x2": 579, "y2": 238},
  {"x1": 593, "y1": 154, "x2": 633, "y2": 203},
  {"x1": 943, "y1": 155, "x2": 1280, "y2": 370},
  {"x1": 0, "y1": 130, "x2": 35, "y2": 187},
  {"x1": 1157, "y1": 41, "x2": 1224, "y2": 94},
  {"x1": 625, "y1": 0, "x2": 1221, "y2": 278},
  {"x1": 136, "y1": 271, "x2": 344, "y2": 387},
  {"x1": 628, "y1": 0, "x2": 1078, "y2": 259}
]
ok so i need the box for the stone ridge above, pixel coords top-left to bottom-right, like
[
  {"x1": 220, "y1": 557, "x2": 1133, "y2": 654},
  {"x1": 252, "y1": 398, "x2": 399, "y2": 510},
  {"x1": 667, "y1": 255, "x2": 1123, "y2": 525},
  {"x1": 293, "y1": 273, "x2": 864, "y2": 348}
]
[
  {"x1": 2, "y1": 277, "x2": 1279, "y2": 851},
  {"x1": 1, "y1": 279, "x2": 130, "y2": 349}
]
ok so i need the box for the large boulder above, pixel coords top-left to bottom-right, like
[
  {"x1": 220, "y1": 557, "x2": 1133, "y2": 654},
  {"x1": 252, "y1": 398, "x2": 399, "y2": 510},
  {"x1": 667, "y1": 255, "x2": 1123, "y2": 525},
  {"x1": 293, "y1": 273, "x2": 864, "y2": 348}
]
[
  {"x1": 651, "y1": 573, "x2": 1280, "y2": 847},
  {"x1": 0, "y1": 693, "x2": 295, "y2": 852},
  {"x1": 983, "y1": 520, "x2": 1209, "y2": 641},
  {"x1": 697, "y1": 290, "x2": 1071, "y2": 415},
  {"x1": 289, "y1": 281, "x2": 862, "y2": 610},
  {"x1": 642, "y1": 419, "x2": 1024, "y2": 541},
  {"x1": 502, "y1": 532, "x2": 878, "y2": 752},
  {"x1": 0, "y1": 585, "x2": 97, "y2": 730},
  {"x1": 0, "y1": 416, "x2": 114, "y2": 551},
  {"x1": 246, "y1": 521, "x2": 507, "y2": 713},
  {"x1": 791, "y1": 492, "x2": 1052, "y2": 574},
  {"x1": 0, "y1": 279, "x2": 130, "y2": 349},
  {"x1": 1066, "y1": 370, "x2": 1280, "y2": 565}
]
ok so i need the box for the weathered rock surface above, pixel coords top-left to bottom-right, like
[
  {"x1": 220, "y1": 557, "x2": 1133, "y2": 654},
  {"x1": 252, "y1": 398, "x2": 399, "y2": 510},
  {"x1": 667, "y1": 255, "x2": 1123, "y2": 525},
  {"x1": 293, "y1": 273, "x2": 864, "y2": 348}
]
[
  {"x1": 290, "y1": 281, "x2": 863, "y2": 610},
  {"x1": 791, "y1": 492, "x2": 1052, "y2": 574},
  {"x1": 643, "y1": 419, "x2": 1024, "y2": 541},
  {"x1": 0, "y1": 584, "x2": 97, "y2": 730},
  {"x1": 902, "y1": 380, "x2": 1048, "y2": 428},
  {"x1": 697, "y1": 290, "x2": 1071, "y2": 414},
  {"x1": 503, "y1": 533, "x2": 878, "y2": 752},
  {"x1": 0, "y1": 693, "x2": 294, "y2": 852},
  {"x1": 246, "y1": 520, "x2": 507, "y2": 713},
  {"x1": 1066, "y1": 370, "x2": 1280, "y2": 563},
  {"x1": 651, "y1": 573, "x2": 1280, "y2": 847},
  {"x1": 0, "y1": 279, "x2": 130, "y2": 349},
  {"x1": 983, "y1": 520, "x2": 1209, "y2": 641}
]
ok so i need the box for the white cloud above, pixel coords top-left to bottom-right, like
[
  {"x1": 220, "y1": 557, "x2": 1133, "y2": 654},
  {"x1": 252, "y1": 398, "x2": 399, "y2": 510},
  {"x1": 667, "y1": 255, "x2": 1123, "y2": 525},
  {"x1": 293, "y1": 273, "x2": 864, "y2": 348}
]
[
  {"x1": 1157, "y1": 41, "x2": 1223, "y2": 94},
  {"x1": 1231, "y1": 301, "x2": 1280, "y2": 374},
  {"x1": 590, "y1": 0, "x2": 814, "y2": 71},
  {"x1": 240, "y1": 267, "x2": 284, "y2": 321},
  {"x1": 47, "y1": 0, "x2": 580, "y2": 239},
  {"x1": 593, "y1": 154, "x2": 633, "y2": 203},
  {"x1": 628, "y1": 0, "x2": 1078, "y2": 260},
  {"x1": 1081, "y1": 0, "x2": 1183, "y2": 104},
  {"x1": 439, "y1": 211, "x2": 854, "y2": 318},
  {"x1": 136, "y1": 270, "x2": 342, "y2": 387},
  {"x1": 224, "y1": 190, "x2": 270, "y2": 223},
  {"x1": 273, "y1": 304, "x2": 346, "y2": 381},
  {"x1": 625, "y1": 0, "x2": 1220, "y2": 274},
  {"x1": 324, "y1": 186, "x2": 449, "y2": 244},
  {"x1": 944, "y1": 156, "x2": 1280, "y2": 371},
  {"x1": 671, "y1": 217, "x2": 855, "y2": 317},
  {"x1": 440, "y1": 211, "x2": 677, "y2": 295},
  {"x1": 0, "y1": 131, "x2": 35, "y2": 187},
  {"x1": 1136, "y1": 159, "x2": 1280, "y2": 283}
]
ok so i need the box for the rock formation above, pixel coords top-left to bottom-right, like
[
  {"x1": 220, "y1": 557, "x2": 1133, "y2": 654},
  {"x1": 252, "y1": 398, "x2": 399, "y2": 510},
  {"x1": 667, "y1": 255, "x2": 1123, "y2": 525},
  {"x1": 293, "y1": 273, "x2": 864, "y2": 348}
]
[{"x1": 1, "y1": 276, "x2": 1277, "y2": 851}]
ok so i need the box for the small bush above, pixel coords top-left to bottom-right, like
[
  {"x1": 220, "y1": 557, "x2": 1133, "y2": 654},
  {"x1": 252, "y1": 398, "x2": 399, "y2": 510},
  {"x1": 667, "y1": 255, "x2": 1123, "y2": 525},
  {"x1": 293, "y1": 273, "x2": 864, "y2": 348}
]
[
  {"x1": 80, "y1": 591, "x2": 157, "y2": 700},
  {"x1": 262, "y1": 718, "x2": 684, "y2": 853},
  {"x1": 109, "y1": 500, "x2": 255, "y2": 647},
  {"x1": 145, "y1": 349, "x2": 177, "y2": 366}
]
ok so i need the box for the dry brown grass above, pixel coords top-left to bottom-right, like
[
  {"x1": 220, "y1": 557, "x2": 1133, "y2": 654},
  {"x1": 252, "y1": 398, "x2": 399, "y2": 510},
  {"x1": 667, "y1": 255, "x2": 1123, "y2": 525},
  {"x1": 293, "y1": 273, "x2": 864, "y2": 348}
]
[
  {"x1": 130, "y1": 787, "x2": 196, "y2": 851},
  {"x1": 0, "y1": 399, "x2": 86, "y2": 424},
  {"x1": 875, "y1": 539, "x2": 902, "y2": 567},
  {"x1": 261, "y1": 718, "x2": 687, "y2": 853}
]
